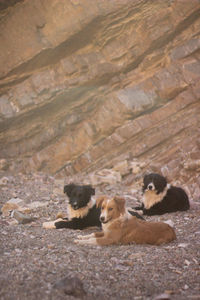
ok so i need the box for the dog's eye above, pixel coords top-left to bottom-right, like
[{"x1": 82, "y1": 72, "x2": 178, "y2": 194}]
[
  {"x1": 101, "y1": 206, "x2": 105, "y2": 210},
  {"x1": 108, "y1": 207, "x2": 113, "y2": 211}
]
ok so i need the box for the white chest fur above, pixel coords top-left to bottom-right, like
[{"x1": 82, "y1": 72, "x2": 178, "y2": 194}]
[
  {"x1": 143, "y1": 184, "x2": 170, "y2": 209},
  {"x1": 67, "y1": 197, "x2": 96, "y2": 219}
]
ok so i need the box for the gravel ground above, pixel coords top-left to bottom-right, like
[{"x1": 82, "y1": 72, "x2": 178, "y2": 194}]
[{"x1": 0, "y1": 172, "x2": 200, "y2": 300}]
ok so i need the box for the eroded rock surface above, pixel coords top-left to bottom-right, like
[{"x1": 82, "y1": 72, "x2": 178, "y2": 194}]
[{"x1": 0, "y1": 0, "x2": 200, "y2": 193}]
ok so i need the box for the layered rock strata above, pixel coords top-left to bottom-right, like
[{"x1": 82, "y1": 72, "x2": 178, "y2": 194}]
[{"x1": 0, "y1": 0, "x2": 200, "y2": 189}]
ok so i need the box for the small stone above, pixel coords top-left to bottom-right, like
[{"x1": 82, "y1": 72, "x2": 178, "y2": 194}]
[
  {"x1": 18, "y1": 207, "x2": 31, "y2": 214},
  {"x1": 164, "y1": 290, "x2": 173, "y2": 295},
  {"x1": 1, "y1": 198, "x2": 28, "y2": 216},
  {"x1": 178, "y1": 243, "x2": 188, "y2": 248},
  {"x1": 154, "y1": 293, "x2": 171, "y2": 300},
  {"x1": 53, "y1": 187, "x2": 64, "y2": 195},
  {"x1": 0, "y1": 219, "x2": 10, "y2": 226},
  {"x1": 184, "y1": 259, "x2": 190, "y2": 266},
  {"x1": 1, "y1": 203, "x2": 20, "y2": 216},
  {"x1": 15, "y1": 248, "x2": 22, "y2": 253},
  {"x1": 112, "y1": 160, "x2": 129, "y2": 176},
  {"x1": 0, "y1": 159, "x2": 9, "y2": 170},
  {"x1": 11, "y1": 210, "x2": 36, "y2": 224},
  {"x1": 184, "y1": 159, "x2": 200, "y2": 171},
  {"x1": 0, "y1": 176, "x2": 9, "y2": 185},
  {"x1": 164, "y1": 220, "x2": 174, "y2": 228},
  {"x1": 133, "y1": 166, "x2": 141, "y2": 174},
  {"x1": 189, "y1": 200, "x2": 200, "y2": 210},
  {"x1": 89, "y1": 169, "x2": 121, "y2": 185},
  {"x1": 54, "y1": 179, "x2": 65, "y2": 186},
  {"x1": 123, "y1": 260, "x2": 134, "y2": 267},
  {"x1": 27, "y1": 201, "x2": 49, "y2": 210},
  {"x1": 128, "y1": 253, "x2": 144, "y2": 259},
  {"x1": 8, "y1": 219, "x2": 18, "y2": 226},
  {"x1": 130, "y1": 160, "x2": 144, "y2": 175},
  {"x1": 7, "y1": 197, "x2": 24, "y2": 205},
  {"x1": 53, "y1": 275, "x2": 86, "y2": 298}
]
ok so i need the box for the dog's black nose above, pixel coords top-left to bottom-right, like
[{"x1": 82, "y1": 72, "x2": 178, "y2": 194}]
[
  {"x1": 148, "y1": 184, "x2": 153, "y2": 190},
  {"x1": 100, "y1": 216, "x2": 105, "y2": 222},
  {"x1": 73, "y1": 203, "x2": 78, "y2": 210}
]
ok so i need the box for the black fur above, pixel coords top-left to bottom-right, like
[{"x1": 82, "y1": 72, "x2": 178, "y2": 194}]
[
  {"x1": 55, "y1": 205, "x2": 101, "y2": 229},
  {"x1": 55, "y1": 183, "x2": 144, "y2": 229},
  {"x1": 128, "y1": 210, "x2": 144, "y2": 220},
  {"x1": 143, "y1": 173, "x2": 167, "y2": 194},
  {"x1": 55, "y1": 184, "x2": 101, "y2": 230},
  {"x1": 134, "y1": 173, "x2": 190, "y2": 215},
  {"x1": 64, "y1": 183, "x2": 95, "y2": 210}
]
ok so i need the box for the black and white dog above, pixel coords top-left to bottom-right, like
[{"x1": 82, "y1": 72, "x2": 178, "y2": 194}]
[
  {"x1": 43, "y1": 183, "x2": 144, "y2": 230},
  {"x1": 43, "y1": 184, "x2": 101, "y2": 230},
  {"x1": 134, "y1": 173, "x2": 190, "y2": 215}
]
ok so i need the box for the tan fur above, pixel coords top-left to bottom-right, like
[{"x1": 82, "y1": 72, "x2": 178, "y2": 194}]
[
  {"x1": 75, "y1": 196, "x2": 176, "y2": 246},
  {"x1": 143, "y1": 184, "x2": 170, "y2": 209}
]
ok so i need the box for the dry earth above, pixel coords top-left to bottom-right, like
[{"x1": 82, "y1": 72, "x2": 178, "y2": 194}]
[{"x1": 0, "y1": 172, "x2": 200, "y2": 300}]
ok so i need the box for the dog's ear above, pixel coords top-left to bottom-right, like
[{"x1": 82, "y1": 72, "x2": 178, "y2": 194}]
[
  {"x1": 113, "y1": 196, "x2": 126, "y2": 213},
  {"x1": 155, "y1": 174, "x2": 167, "y2": 194},
  {"x1": 96, "y1": 196, "x2": 106, "y2": 208},
  {"x1": 64, "y1": 184, "x2": 75, "y2": 196},
  {"x1": 86, "y1": 185, "x2": 95, "y2": 196},
  {"x1": 143, "y1": 174, "x2": 149, "y2": 184}
]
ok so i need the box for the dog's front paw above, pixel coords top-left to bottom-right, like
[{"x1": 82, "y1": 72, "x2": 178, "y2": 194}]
[
  {"x1": 43, "y1": 218, "x2": 64, "y2": 229},
  {"x1": 74, "y1": 238, "x2": 97, "y2": 245},
  {"x1": 76, "y1": 234, "x2": 85, "y2": 239},
  {"x1": 74, "y1": 239, "x2": 85, "y2": 244},
  {"x1": 42, "y1": 221, "x2": 56, "y2": 229}
]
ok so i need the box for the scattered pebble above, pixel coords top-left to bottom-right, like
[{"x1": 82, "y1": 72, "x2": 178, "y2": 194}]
[
  {"x1": 11, "y1": 210, "x2": 37, "y2": 224},
  {"x1": 178, "y1": 243, "x2": 188, "y2": 248},
  {"x1": 53, "y1": 275, "x2": 86, "y2": 298},
  {"x1": 0, "y1": 176, "x2": 9, "y2": 185},
  {"x1": 153, "y1": 293, "x2": 171, "y2": 300},
  {"x1": 163, "y1": 220, "x2": 174, "y2": 228},
  {"x1": 0, "y1": 171, "x2": 199, "y2": 300}
]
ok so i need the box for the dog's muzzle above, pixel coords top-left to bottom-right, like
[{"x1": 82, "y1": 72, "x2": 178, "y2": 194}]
[
  {"x1": 100, "y1": 216, "x2": 110, "y2": 224},
  {"x1": 147, "y1": 183, "x2": 155, "y2": 191},
  {"x1": 100, "y1": 216, "x2": 105, "y2": 223},
  {"x1": 72, "y1": 202, "x2": 79, "y2": 210}
]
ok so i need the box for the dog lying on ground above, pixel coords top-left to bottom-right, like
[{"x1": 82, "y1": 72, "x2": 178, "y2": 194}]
[
  {"x1": 133, "y1": 173, "x2": 190, "y2": 215},
  {"x1": 43, "y1": 183, "x2": 143, "y2": 230},
  {"x1": 74, "y1": 196, "x2": 176, "y2": 246},
  {"x1": 43, "y1": 184, "x2": 101, "y2": 230}
]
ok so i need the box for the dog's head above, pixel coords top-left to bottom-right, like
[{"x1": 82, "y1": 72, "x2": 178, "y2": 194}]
[
  {"x1": 96, "y1": 196, "x2": 126, "y2": 224},
  {"x1": 143, "y1": 173, "x2": 167, "y2": 194},
  {"x1": 64, "y1": 184, "x2": 95, "y2": 210}
]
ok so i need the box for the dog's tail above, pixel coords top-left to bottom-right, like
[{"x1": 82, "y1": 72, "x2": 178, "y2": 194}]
[{"x1": 127, "y1": 208, "x2": 145, "y2": 220}]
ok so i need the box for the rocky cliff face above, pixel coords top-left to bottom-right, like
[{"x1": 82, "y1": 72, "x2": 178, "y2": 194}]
[{"x1": 0, "y1": 0, "x2": 200, "y2": 197}]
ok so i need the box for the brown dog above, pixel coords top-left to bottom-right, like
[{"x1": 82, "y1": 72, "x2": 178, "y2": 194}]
[{"x1": 74, "y1": 196, "x2": 176, "y2": 246}]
